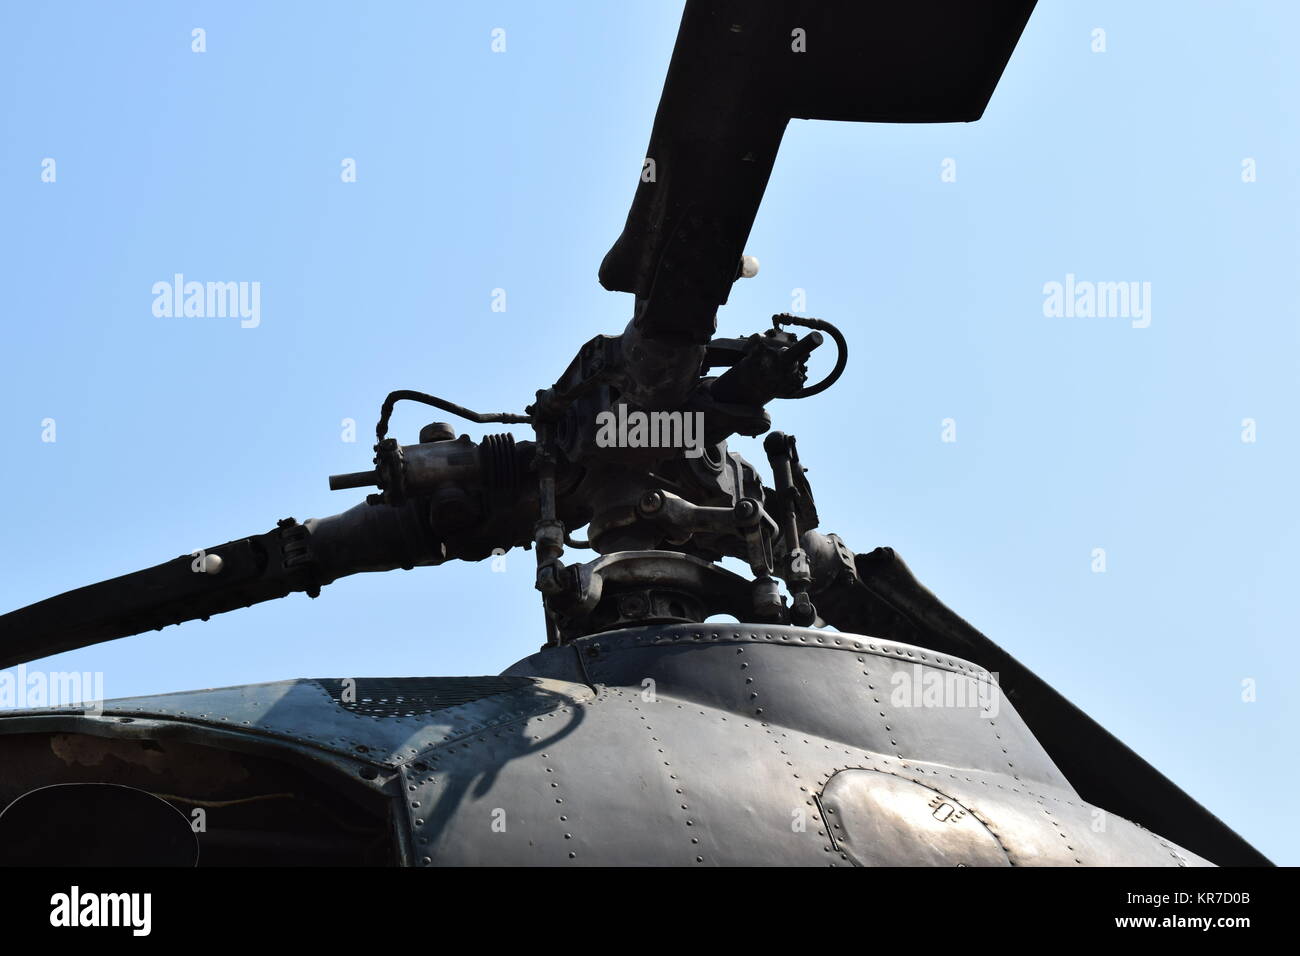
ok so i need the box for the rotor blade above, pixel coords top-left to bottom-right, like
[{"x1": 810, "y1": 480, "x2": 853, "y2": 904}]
[
  {"x1": 600, "y1": 0, "x2": 1038, "y2": 343},
  {"x1": 0, "y1": 501, "x2": 444, "y2": 670}
]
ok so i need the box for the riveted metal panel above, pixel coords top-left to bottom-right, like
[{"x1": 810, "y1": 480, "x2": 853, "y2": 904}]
[
  {"x1": 512, "y1": 623, "x2": 1071, "y2": 790},
  {"x1": 399, "y1": 675, "x2": 1208, "y2": 866},
  {"x1": 819, "y1": 770, "x2": 1011, "y2": 867},
  {"x1": 800, "y1": 754, "x2": 1210, "y2": 866},
  {"x1": 405, "y1": 685, "x2": 841, "y2": 865},
  {"x1": 0, "y1": 676, "x2": 592, "y2": 770}
]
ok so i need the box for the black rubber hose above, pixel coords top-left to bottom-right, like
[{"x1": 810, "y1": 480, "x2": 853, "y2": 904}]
[{"x1": 772, "y1": 314, "x2": 847, "y2": 398}]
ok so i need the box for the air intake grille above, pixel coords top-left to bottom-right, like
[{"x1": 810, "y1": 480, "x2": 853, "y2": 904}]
[{"x1": 315, "y1": 676, "x2": 535, "y2": 718}]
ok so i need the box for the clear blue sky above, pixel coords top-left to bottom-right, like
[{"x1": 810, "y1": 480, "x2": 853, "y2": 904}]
[{"x1": 1, "y1": 1, "x2": 1295, "y2": 864}]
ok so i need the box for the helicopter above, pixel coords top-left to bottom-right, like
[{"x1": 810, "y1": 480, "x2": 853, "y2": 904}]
[{"x1": 0, "y1": 0, "x2": 1272, "y2": 867}]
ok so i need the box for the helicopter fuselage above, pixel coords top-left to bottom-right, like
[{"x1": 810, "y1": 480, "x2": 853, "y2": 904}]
[{"x1": 0, "y1": 622, "x2": 1207, "y2": 866}]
